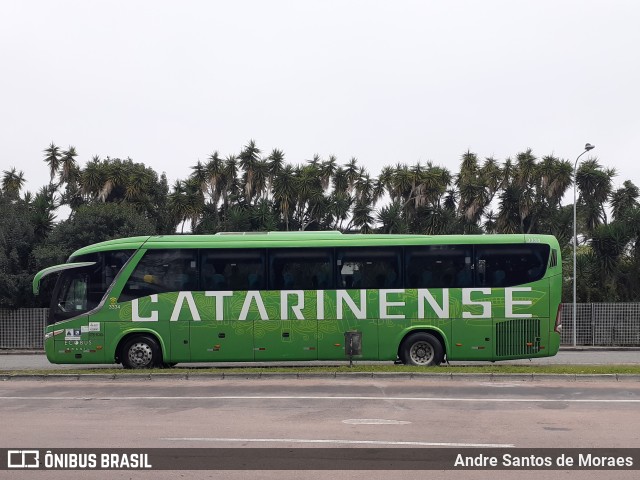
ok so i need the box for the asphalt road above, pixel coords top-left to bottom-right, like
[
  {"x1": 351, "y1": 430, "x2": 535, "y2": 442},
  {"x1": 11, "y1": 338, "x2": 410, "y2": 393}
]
[
  {"x1": 1, "y1": 349, "x2": 639, "y2": 371},
  {"x1": 1, "y1": 378, "x2": 639, "y2": 480}
]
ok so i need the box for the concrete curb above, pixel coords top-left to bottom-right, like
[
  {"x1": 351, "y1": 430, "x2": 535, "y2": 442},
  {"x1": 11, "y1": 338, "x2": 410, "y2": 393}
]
[{"x1": 3, "y1": 372, "x2": 640, "y2": 382}]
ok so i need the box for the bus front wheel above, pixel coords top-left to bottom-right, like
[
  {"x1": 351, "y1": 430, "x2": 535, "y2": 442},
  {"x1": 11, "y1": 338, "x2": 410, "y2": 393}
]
[
  {"x1": 400, "y1": 333, "x2": 443, "y2": 366},
  {"x1": 121, "y1": 335, "x2": 162, "y2": 369}
]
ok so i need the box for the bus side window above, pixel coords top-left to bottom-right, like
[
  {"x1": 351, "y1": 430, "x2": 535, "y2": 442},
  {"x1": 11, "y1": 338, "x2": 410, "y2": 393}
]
[
  {"x1": 202, "y1": 262, "x2": 227, "y2": 290},
  {"x1": 526, "y1": 250, "x2": 545, "y2": 281},
  {"x1": 405, "y1": 250, "x2": 420, "y2": 287},
  {"x1": 247, "y1": 271, "x2": 262, "y2": 289},
  {"x1": 282, "y1": 264, "x2": 295, "y2": 289},
  {"x1": 337, "y1": 247, "x2": 401, "y2": 290},
  {"x1": 474, "y1": 244, "x2": 549, "y2": 288},
  {"x1": 119, "y1": 249, "x2": 197, "y2": 302},
  {"x1": 475, "y1": 247, "x2": 506, "y2": 288},
  {"x1": 493, "y1": 266, "x2": 506, "y2": 286},
  {"x1": 455, "y1": 257, "x2": 473, "y2": 288},
  {"x1": 269, "y1": 248, "x2": 333, "y2": 290},
  {"x1": 313, "y1": 270, "x2": 329, "y2": 289},
  {"x1": 200, "y1": 249, "x2": 265, "y2": 291}
]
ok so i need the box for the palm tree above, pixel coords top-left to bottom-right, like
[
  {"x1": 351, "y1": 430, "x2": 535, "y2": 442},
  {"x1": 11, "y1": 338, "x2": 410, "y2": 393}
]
[
  {"x1": 294, "y1": 163, "x2": 325, "y2": 230},
  {"x1": 97, "y1": 159, "x2": 126, "y2": 202},
  {"x1": 539, "y1": 155, "x2": 573, "y2": 207},
  {"x1": 417, "y1": 163, "x2": 452, "y2": 209},
  {"x1": 168, "y1": 181, "x2": 187, "y2": 232},
  {"x1": 123, "y1": 163, "x2": 155, "y2": 204},
  {"x1": 376, "y1": 166, "x2": 394, "y2": 199},
  {"x1": 190, "y1": 161, "x2": 208, "y2": 198},
  {"x1": 223, "y1": 205, "x2": 251, "y2": 232},
  {"x1": 59, "y1": 146, "x2": 79, "y2": 186},
  {"x1": 354, "y1": 169, "x2": 373, "y2": 202},
  {"x1": 499, "y1": 149, "x2": 539, "y2": 233},
  {"x1": 350, "y1": 200, "x2": 374, "y2": 233},
  {"x1": 610, "y1": 180, "x2": 639, "y2": 221},
  {"x1": 479, "y1": 157, "x2": 503, "y2": 199},
  {"x1": 388, "y1": 163, "x2": 412, "y2": 204},
  {"x1": 30, "y1": 184, "x2": 58, "y2": 240},
  {"x1": 319, "y1": 156, "x2": 338, "y2": 191},
  {"x1": 272, "y1": 164, "x2": 296, "y2": 230},
  {"x1": 221, "y1": 155, "x2": 239, "y2": 211},
  {"x1": 251, "y1": 160, "x2": 270, "y2": 203},
  {"x1": 332, "y1": 167, "x2": 349, "y2": 196},
  {"x1": 80, "y1": 156, "x2": 104, "y2": 200},
  {"x1": 496, "y1": 184, "x2": 522, "y2": 234},
  {"x1": 416, "y1": 205, "x2": 462, "y2": 235},
  {"x1": 576, "y1": 159, "x2": 615, "y2": 233},
  {"x1": 588, "y1": 221, "x2": 632, "y2": 301},
  {"x1": 266, "y1": 149, "x2": 285, "y2": 200},
  {"x1": 376, "y1": 201, "x2": 408, "y2": 234},
  {"x1": 252, "y1": 198, "x2": 278, "y2": 231},
  {"x1": 239, "y1": 140, "x2": 261, "y2": 203},
  {"x1": 455, "y1": 152, "x2": 488, "y2": 231},
  {"x1": 1, "y1": 168, "x2": 25, "y2": 199},
  {"x1": 443, "y1": 189, "x2": 458, "y2": 212},
  {"x1": 329, "y1": 192, "x2": 353, "y2": 231},
  {"x1": 183, "y1": 178, "x2": 205, "y2": 231},
  {"x1": 457, "y1": 150, "x2": 479, "y2": 185},
  {"x1": 43, "y1": 142, "x2": 61, "y2": 183},
  {"x1": 344, "y1": 158, "x2": 360, "y2": 195},
  {"x1": 483, "y1": 210, "x2": 498, "y2": 234}
]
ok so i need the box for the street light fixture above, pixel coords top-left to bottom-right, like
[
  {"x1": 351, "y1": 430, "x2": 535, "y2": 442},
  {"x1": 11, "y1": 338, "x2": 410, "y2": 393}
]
[{"x1": 573, "y1": 142, "x2": 595, "y2": 346}]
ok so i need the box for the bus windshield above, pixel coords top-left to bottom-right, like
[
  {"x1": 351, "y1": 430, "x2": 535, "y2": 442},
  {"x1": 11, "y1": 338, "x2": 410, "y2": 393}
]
[{"x1": 48, "y1": 250, "x2": 133, "y2": 324}]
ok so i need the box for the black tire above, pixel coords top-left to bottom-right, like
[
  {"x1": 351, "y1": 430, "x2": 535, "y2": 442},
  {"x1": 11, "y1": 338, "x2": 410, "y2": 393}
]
[
  {"x1": 399, "y1": 332, "x2": 444, "y2": 366},
  {"x1": 121, "y1": 335, "x2": 162, "y2": 369}
]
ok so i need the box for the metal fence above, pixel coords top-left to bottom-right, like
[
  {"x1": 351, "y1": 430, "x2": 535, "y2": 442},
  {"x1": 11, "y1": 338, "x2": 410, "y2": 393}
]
[
  {"x1": 0, "y1": 308, "x2": 48, "y2": 349},
  {"x1": 1, "y1": 304, "x2": 640, "y2": 350},
  {"x1": 560, "y1": 303, "x2": 640, "y2": 347}
]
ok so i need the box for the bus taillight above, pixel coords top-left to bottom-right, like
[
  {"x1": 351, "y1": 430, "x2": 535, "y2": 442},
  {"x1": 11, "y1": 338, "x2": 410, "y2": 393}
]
[{"x1": 554, "y1": 304, "x2": 563, "y2": 333}]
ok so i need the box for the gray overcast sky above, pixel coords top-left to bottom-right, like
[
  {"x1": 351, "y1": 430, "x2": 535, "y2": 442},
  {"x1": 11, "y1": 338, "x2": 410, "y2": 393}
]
[{"x1": 1, "y1": 0, "x2": 639, "y2": 201}]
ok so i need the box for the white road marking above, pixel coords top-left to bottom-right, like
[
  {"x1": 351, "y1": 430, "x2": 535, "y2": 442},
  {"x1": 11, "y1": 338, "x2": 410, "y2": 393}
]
[
  {"x1": 342, "y1": 419, "x2": 411, "y2": 425},
  {"x1": 160, "y1": 437, "x2": 514, "y2": 448},
  {"x1": 0, "y1": 395, "x2": 638, "y2": 403}
]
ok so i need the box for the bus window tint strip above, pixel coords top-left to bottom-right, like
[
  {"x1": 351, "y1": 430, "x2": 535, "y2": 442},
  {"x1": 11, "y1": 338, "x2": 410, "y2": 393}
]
[{"x1": 117, "y1": 243, "x2": 551, "y2": 302}]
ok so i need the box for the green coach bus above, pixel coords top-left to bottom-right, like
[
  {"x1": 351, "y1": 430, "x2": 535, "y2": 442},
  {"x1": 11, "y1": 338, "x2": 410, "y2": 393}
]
[{"x1": 33, "y1": 232, "x2": 562, "y2": 369}]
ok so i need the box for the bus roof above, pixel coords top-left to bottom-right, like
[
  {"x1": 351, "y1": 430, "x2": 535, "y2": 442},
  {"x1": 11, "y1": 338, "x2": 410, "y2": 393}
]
[{"x1": 69, "y1": 232, "x2": 559, "y2": 258}]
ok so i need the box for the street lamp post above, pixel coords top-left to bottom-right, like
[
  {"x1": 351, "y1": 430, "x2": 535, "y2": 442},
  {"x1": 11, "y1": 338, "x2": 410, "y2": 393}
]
[{"x1": 573, "y1": 143, "x2": 595, "y2": 346}]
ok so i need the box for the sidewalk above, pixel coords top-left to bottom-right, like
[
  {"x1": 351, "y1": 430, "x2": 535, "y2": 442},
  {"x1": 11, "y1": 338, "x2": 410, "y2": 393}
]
[
  {"x1": 2, "y1": 371, "x2": 640, "y2": 382},
  {"x1": 560, "y1": 346, "x2": 640, "y2": 351}
]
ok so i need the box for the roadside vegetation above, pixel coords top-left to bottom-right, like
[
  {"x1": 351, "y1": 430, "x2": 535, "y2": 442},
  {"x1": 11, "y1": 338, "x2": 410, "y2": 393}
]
[{"x1": 2, "y1": 140, "x2": 640, "y2": 308}]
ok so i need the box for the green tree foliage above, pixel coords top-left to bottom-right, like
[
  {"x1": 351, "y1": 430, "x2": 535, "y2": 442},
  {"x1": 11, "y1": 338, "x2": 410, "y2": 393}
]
[
  {"x1": 4, "y1": 141, "x2": 640, "y2": 307},
  {"x1": 32, "y1": 203, "x2": 157, "y2": 268},
  {"x1": 0, "y1": 192, "x2": 38, "y2": 308}
]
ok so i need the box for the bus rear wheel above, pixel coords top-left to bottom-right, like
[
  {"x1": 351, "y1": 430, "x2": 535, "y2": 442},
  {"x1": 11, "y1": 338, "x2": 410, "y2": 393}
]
[
  {"x1": 400, "y1": 333, "x2": 443, "y2": 366},
  {"x1": 121, "y1": 335, "x2": 162, "y2": 369}
]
